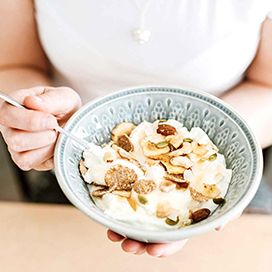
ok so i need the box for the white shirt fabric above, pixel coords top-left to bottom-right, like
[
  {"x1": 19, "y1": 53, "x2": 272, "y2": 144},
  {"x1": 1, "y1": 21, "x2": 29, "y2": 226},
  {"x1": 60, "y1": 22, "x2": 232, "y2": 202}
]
[{"x1": 34, "y1": 0, "x2": 272, "y2": 104}]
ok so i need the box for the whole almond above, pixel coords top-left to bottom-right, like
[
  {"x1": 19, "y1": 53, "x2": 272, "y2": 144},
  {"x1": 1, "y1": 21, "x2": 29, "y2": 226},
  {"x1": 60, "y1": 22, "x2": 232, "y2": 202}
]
[
  {"x1": 157, "y1": 124, "x2": 177, "y2": 136},
  {"x1": 190, "y1": 208, "x2": 211, "y2": 222}
]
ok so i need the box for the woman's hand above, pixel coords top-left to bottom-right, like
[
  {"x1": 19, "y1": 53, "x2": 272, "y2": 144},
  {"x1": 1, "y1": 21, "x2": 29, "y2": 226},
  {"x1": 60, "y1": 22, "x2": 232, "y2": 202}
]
[
  {"x1": 0, "y1": 86, "x2": 82, "y2": 171},
  {"x1": 107, "y1": 211, "x2": 242, "y2": 257}
]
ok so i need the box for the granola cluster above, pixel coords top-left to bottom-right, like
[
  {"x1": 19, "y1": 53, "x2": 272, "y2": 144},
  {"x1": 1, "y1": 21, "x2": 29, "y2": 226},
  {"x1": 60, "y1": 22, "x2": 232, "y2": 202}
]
[{"x1": 79, "y1": 120, "x2": 230, "y2": 229}]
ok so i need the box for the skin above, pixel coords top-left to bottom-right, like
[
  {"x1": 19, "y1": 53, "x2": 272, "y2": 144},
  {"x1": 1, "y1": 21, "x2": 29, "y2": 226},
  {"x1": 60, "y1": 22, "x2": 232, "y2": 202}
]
[{"x1": 0, "y1": 0, "x2": 271, "y2": 257}]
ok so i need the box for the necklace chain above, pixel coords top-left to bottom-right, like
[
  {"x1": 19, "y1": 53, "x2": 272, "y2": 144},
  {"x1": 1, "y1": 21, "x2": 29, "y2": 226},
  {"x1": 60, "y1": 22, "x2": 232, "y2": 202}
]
[{"x1": 131, "y1": 0, "x2": 154, "y2": 44}]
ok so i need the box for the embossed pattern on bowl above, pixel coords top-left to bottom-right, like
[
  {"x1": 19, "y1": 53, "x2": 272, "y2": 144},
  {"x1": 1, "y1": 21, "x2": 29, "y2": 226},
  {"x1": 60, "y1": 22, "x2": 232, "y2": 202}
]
[{"x1": 54, "y1": 86, "x2": 262, "y2": 243}]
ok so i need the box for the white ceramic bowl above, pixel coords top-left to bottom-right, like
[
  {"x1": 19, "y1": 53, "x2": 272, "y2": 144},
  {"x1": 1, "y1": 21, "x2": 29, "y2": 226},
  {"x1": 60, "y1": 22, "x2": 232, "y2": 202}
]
[{"x1": 54, "y1": 86, "x2": 263, "y2": 243}]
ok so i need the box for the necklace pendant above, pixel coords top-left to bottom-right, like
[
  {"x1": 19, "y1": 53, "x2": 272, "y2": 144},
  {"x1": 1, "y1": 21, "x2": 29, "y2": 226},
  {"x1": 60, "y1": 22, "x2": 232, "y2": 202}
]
[{"x1": 132, "y1": 27, "x2": 151, "y2": 45}]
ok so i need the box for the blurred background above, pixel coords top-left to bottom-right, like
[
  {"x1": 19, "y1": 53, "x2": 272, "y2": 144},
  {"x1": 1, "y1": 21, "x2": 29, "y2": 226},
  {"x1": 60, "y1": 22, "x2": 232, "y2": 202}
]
[{"x1": 0, "y1": 135, "x2": 69, "y2": 204}]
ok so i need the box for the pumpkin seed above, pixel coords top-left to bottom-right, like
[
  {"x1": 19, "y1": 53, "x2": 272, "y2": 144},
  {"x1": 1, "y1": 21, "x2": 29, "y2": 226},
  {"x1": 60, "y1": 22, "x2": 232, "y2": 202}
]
[
  {"x1": 213, "y1": 197, "x2": 226, "y2": 205},
  {"x1": 111, "y1": 143, "x2": 118, "y2": 149},
  {"x1": 156, "y1": 141, "x2": 169, "y2": 149},
  {"x1": 183, "y1": 138, "x2": 193, "y2": 143},
  {"x1": 165, "y1": 216, "x2": 180, "y2": 226},
  {"x1": 209, "y1": 153, "x2": 217, "y2": 162},
  {"x1": 138, "y1": 194, "x2": 148, "y2": 205},
  {"x1": 158, "y1": 119, "x2": 167, "y2": 123}
]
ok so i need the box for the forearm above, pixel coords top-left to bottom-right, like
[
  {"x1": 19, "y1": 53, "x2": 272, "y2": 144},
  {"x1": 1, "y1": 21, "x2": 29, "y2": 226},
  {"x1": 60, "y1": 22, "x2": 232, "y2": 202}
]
[
  {"x1": 0, "y1": 67, "x2": 52, "y2": 95},
  {"x1": 220, "y1": 80, "x2": 272, "y2": 149}
]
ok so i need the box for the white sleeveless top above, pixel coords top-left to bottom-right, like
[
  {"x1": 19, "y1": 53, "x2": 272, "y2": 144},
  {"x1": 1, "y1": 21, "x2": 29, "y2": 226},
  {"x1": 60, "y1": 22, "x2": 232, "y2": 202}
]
[{"x1": 34, "y1": 0, "x2": 272, "y2": 104}]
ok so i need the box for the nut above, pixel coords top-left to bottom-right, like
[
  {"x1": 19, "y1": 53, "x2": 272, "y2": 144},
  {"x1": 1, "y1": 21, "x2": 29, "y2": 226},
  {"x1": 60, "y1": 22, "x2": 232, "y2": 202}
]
[
  {"x1": 190, "y1": 208, "x2": 211, "y2": 222},
  {"x1": 111, "y1": 122, "x2": 136, "y2": 143},
  {"x1": 169, "y1": 142, "x2": 192, "y2": 156},
  {"x1": 103, "y1": 151, "x2": 118, "y2": 163},
  {"x1": 208, "y1": 153, "x2": 218, "y2": 161},
  {"x1": 116, "y1": 148, "x2": 142, "y2": 169},
  {"x1": 132, "y1": 179, "x2": 156, "y2": 194},
  {"x1": 145, "y1": 158, "x2": 160, "y2": 167},
  {"x1": 165, "y1": 133, "x2": 183, "y2": 148},
  {"x1": 192, "y1": 142, "x2": 208, "y2": 156},
  {"x1": 170, "y1": 156, "x2": 193, "y2": 168},
  {"x1": 104, "y1": 164, "x2": 138, "y2": 190},
  {"x1": 189, "y1": 187, "x2": 208, "y2": 203},
  {"x1": 202, "y1": 183, "x2": 221, "y2": 199},
  {"x1": 141, "y1": 140, "x2": 170, "y2": 157},
  {"x1": 79, "y1": 159, "x2": 88, "y2": 176},
  {"x1": 157, "y1": 124, "x2": 177, "y2": 136},
  {"x1": 91, "y1": 188, "x2": 110, "y2": 197},
  {"x1": 117, "y1": 134, "x2": 134, "y2": 152},
  {"x1": 138, "y1": 194, "x2": 148, "y2": 204},
  {"x1": 156, "y1": 141, "x2": 169, "y2": 149},
  {"x1": 112, "y1": 190, "x2": 132, "y2": 198},
  {"x1": 213, "y1": 197, "x2": 226, "y2": 205},
  {"x1": 156, "y1": 201, "x2": 172, "y2": 218},
  {"x1": 183, "y1": 138, "x2": 193, "y2": 143},
  {"x1": 151, "y1": 154, "x2": 185, "y2": 174},
  {"x1": 165, "y1": 217, "x2": 180, "y2": 226},
  {"x1": 159, "y1": 180, "x2": 176, "y2": 192},
  {"x1": 175, "y1": 182, "x2": 189, "y2": 190}
]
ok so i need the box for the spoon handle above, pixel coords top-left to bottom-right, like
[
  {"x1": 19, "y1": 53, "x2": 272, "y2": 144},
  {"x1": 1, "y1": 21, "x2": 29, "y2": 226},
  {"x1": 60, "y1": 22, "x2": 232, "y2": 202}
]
[
  {"x1": 0, "y1": 92, "x2": 25, "y2": 109},
  {"x1": 0, "y1": 91, "x2": 89, "y2": 149}
]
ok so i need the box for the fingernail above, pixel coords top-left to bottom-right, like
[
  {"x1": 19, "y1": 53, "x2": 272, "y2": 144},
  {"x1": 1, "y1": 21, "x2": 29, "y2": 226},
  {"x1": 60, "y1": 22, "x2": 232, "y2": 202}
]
[
  {"x1": 34, "y1": 96, "x2": 43, "y2": 101},
  {"x1": 44, "y1": 116, "x2": 57, "y2": 129}
]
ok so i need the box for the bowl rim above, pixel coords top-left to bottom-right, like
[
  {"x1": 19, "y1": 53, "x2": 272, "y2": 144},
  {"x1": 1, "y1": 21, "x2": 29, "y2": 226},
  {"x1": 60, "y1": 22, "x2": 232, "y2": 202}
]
[{"x1": 54, "y1": 85, "x2": 263, "y2": 242}]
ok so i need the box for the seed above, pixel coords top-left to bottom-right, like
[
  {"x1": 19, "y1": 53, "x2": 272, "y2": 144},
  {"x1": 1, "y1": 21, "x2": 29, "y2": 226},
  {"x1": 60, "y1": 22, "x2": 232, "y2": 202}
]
[
  {"x1": 156, "y1": 141, "x2": 169, "y2": 149},
  {"x1": 183, "y1": 138, "x2": 193, "y2": 143},
  {"x1": 209, "y1": 153, "x2": 218, "y2": 162},
  {"x1": 165, "y1": 217, "x2": 180, "y2": 226},
  {"x1": 111, "y1": 143, "x2": 118, "y2": 149},
  {"x1": 159, "y1": 119, "x2": 167, "y2": 123},
  {"x1": 213, "y1": 197, "x2": 226, "y2": 205},
  {"x1": 138, "y1": 194, "x2": 148, "y2": 204}
]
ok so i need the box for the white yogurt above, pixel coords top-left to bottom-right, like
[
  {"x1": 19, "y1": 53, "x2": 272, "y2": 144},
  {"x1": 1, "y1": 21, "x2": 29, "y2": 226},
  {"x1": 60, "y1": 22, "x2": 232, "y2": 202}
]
[{"x1": 82, "y1": 120, "x2": 232, "y2": 230}]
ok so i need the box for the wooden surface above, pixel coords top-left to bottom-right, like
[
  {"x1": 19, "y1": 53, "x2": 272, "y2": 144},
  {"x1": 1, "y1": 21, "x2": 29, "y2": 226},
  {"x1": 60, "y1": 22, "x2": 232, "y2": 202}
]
[{"x1": 0, "y1": 202, "x2": 271, "y2": 272}]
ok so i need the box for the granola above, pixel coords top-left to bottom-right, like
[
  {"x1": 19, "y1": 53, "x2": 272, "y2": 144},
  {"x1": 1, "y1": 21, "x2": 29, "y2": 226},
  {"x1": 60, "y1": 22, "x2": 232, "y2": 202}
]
[{"x1": 80, "y1": 120, "x2": 232, "y2": 230}]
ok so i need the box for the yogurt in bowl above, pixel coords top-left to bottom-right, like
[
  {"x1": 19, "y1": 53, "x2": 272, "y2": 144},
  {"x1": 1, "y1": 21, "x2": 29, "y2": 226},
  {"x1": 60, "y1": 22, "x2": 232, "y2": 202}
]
[
  {"x1": 54, "y1": 86, "x2": 262, "y2": 243},
  {"x1": 79, "y1": 119, "x2": 232, "y2": 230}
]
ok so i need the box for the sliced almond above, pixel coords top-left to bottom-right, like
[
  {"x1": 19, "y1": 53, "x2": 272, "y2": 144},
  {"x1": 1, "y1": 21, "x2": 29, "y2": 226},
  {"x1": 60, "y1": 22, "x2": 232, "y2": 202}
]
[
  {"x1": 159, "y1": 180, "x2": 176, "y2": 192},
  {"x1": 202, "y1": 183, "x2": 221, "y2": 199},
  {"x1": 145, "y1": 158, "x2": 160, "y2": 167},
  {"x1": 117, "y1": 134, "x2": 134, "y2": 152},
  {"x1": 169, "y1": 142, "x2": 192, "y2": 156},
  {"x1": 149, "y1": 154, "x2": 185, "y2": 174},
  {"x1": 141, "y1": 140, "x2": 170, "y2": 157},
  {"x1": 192, "y1": 142, "x2": 208, "y2": 156},
  {"x1": 116, "y1": 148, "x2": 142, "y2": 169},
  {"x1": 165, "y1": 133, "x2": 183, "y2": 149},
  {"x1": 111, "y1": 122, "x2": 136, "y2": 143},
  {"x1": 156, "y1": 201, "x2": 172, "y2": 218},
  {"x1": 170, "y1": 156, "x2": 193, "y2": 168},
  {"x1": 79, "y1": 159, "x2": 88, "y2": 176},
  {"x1": 132, "y1": 179, "x2": 156, "y2": 194},
  {"x1": 104, "y1": 164, "x2": 138, "y2": 190},
  {"x1": 189, "y1": 187, "x2": 208, "y2": 203}
]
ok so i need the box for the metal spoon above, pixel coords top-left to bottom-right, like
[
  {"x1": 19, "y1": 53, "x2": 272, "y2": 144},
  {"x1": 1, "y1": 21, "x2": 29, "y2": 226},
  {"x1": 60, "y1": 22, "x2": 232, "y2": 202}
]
[{"x1": 0, "y1": 91, "x2": 89, "y2": 149}]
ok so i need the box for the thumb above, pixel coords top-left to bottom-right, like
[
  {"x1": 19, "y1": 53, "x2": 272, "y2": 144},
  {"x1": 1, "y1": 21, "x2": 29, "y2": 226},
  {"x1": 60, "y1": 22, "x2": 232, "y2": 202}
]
[{"x1": 24, "y1": 87, "x2": 82, "y2": 116}]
